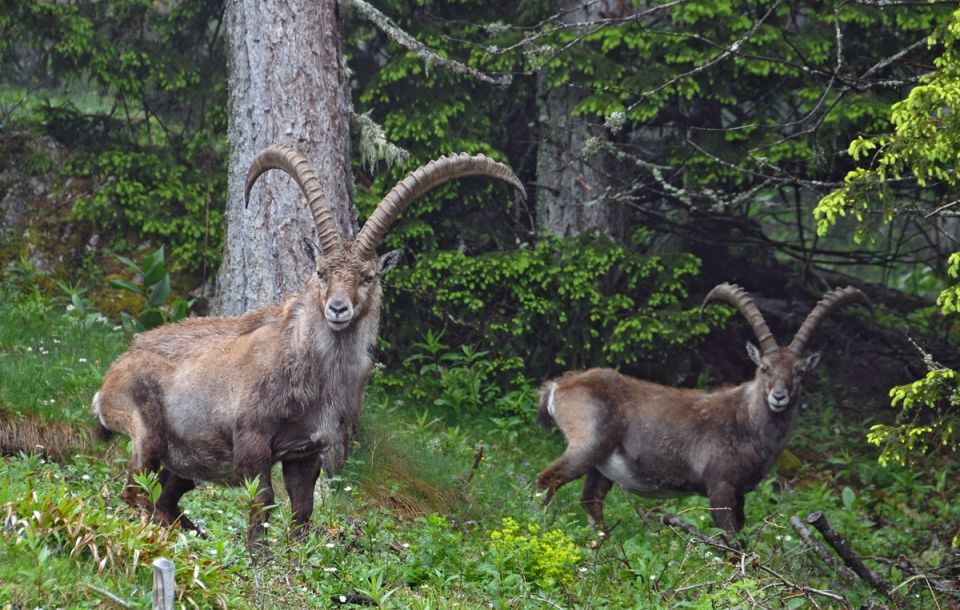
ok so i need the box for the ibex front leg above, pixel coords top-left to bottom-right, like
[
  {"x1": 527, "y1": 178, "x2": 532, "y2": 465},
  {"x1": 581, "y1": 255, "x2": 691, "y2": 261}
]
[
  {"x1": 282, "y1": 453, "x2": 325, "y2": 538},
  {"x1": 580, "y1": 468, "x2": 614, "y2": 528},
  {"x1": 234, "y1": 429, "x2": 275, "y2": 548},
  {"x1": 706, "y1": 480, "x2": 745, "y2": 533}
]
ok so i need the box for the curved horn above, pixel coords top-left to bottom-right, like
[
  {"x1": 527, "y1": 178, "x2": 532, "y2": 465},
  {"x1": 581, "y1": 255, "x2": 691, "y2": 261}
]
[
  {"x1": 788, "y1": 286, "x2": 872, "y2": 355},
  {"x1": 244, "y1": 144, "x2": 340, "y2": 255},
  {"x1": 701, "y1": 283, "x2": 779, "y2": 354},
  {"x1": 354, "y1": 153, "x2": 526, "y2": 257}
]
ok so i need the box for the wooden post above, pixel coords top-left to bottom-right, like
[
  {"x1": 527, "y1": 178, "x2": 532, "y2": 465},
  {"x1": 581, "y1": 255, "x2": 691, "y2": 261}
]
[{"x1": 152, "y1": 557, "x2": 175, "y2": 610}]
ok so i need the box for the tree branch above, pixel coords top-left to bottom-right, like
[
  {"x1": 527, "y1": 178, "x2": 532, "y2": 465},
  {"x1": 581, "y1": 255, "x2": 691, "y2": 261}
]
[
  {"x1": 806, "y1": 511, "x2": 894, "y2": 598},
  {"x1": 342, "y1": 0, "x2": 513, "y2": 86},
  {"x1": 662, "y1": 513, "x2": 850, "y2": 607}
]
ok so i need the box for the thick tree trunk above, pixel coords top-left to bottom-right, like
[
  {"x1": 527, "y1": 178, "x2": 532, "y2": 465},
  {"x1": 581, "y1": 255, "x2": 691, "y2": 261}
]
[
  {"x1": 214, "y1": 0, "x2": 354, "y2": 315},
  {"x1": 534, "y1": 0, "x2": 626, "y2": 240}
]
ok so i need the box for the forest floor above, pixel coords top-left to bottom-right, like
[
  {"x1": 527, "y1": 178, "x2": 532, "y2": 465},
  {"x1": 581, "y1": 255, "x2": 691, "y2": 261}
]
[{"x1": 1, "y1": 286, "x2": 958, "y2": 610}]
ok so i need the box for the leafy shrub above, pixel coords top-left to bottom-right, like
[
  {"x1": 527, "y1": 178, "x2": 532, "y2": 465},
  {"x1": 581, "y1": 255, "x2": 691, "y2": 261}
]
[
  {"x1": 109, "y1": 246, "x2": 193, "y2": 333},
  {"x1": 401, "y1": 514, "x2": 464, "y2": 586},
  {"x1": 1, "y1": 0, "x2": 227, "y2": 274},
  {"x1": 869, "y1": 368, "x2": 960, "y2": 466},
  {"x1": 815, "y1": 10, "x2": 960, "y2": 464},
  {"x1": 383, "y1": 233, "x2": 725, "y2": 379},
  {"x1": 382, "y1": 330, "x2": 535, "y2": 418},
  {"x1": 70, "y1": 146, "x2": 225, "y2": 273},
  {"x1": 487, "y1": 516, "x2": 582, "y2": 589}
]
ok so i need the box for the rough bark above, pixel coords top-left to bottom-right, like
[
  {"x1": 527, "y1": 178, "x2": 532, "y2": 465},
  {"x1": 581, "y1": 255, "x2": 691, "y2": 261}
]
[
  {"x1": 214, "y1": 0, "x2": 354, "y2": 315},
  {"x1": 534, "y1": 0, "x2": 626, "y2": 240}
]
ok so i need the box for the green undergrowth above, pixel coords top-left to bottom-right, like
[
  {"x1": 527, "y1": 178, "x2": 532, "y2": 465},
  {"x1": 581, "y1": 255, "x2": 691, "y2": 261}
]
[
  {"x1": 1, "y1": 286, "x2": 958, "y2": 608},
  {"x1": 0, "y1": 282, "x2": 126, "y2": 424},
  {"x1": 3, "y1": 386, "x2": 957, "y2": 608}
]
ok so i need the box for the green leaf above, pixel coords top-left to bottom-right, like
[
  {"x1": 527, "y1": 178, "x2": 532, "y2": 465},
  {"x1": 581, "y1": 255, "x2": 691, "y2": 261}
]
[
  {"x1": 108, "y1": 278, "x2": 144, "y2": 297},
  {"x1": 139, "y1": 308, "x2": 165, "y2": 330},
  {"x1": 146, "y1": 274, "x2": 171, "y2": 308},
  {"x1": 841, "y1": 486, "x2": 856, "y2": 511}
]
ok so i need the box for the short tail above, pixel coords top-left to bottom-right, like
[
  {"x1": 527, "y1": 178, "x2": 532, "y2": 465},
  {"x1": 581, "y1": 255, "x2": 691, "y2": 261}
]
[
  {"x1": 90, "y1": 391, "x2": 114, "y2": 441},
  {"x1": 537, "y1": 382, "x2": 558, "y2": 429}
]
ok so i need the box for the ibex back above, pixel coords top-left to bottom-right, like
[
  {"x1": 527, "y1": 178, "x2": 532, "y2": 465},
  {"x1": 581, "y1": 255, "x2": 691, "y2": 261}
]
[
  {"x1": 93, "y1": 145, "x2": 525, "y2": 544},
  {"x1": 536, "y1": 283, "x2": 871, "y2": 533}
]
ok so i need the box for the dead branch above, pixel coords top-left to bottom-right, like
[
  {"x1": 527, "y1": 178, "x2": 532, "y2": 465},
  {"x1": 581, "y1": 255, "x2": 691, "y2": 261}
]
[
  {"x1": 464, "y1": 443, "x2": 484, "y2": 485},
  {"x1": 662, "y1": 513, "x2": 850, "y2": 607},
  {"x1": 789, "y1": 514, "x2": 855, "y2": 580},
  {"x1": 806, "y1": 511, "x2": 893, "y2": 598}
]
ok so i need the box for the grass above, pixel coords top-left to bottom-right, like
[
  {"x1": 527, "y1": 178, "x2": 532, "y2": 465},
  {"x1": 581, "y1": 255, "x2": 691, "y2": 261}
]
[{"x1": 1, "y1": 286, "x2": 958, "y2": 609}]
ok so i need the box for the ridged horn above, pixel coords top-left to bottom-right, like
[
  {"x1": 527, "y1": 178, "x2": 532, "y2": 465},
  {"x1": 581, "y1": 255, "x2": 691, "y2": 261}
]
[
  {"x1": 244, "y1": 144, "x2": 340, "y2": 255},
  {"x1": 354, "y1": 153, "x2": 526, "y2": 257},
  {"x1": 702, "y1": 283, "x2": 779, "y2": 355},
  {"x1": 788, "y1": 287, "x2": 872, "y2": 355}
]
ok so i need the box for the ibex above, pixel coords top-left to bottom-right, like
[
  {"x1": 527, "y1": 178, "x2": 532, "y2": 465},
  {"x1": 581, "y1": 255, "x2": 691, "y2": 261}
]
[
  {"x1": 536, "y1": 283, "x2": 871, "y2": 533},
  {"x1": 93, "y1": 144, "x2": 525, "y2": 543}
]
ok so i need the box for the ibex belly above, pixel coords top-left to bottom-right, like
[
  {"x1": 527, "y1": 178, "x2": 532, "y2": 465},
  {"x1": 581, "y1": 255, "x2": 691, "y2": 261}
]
[
  {"x1": 164, "y1": 440, "x2": 240, "y2": 485},
  {"x1": 598, "y1": 451, "x2": 693, "y2": 499}
]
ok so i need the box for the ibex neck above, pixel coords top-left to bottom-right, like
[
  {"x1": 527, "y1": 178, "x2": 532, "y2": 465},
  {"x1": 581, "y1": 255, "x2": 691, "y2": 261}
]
[{"x1": 740, "y1": 381, "x2": 797, "y2": 461}]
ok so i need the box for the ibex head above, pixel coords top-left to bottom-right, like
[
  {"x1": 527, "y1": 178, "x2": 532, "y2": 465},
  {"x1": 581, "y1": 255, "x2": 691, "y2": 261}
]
[
  {"x1": 245, "y1": 145, "x2": 525, "y2": 331},
  {"x1": 703, "y1": 283, "x2": 872, "y2": 413}
]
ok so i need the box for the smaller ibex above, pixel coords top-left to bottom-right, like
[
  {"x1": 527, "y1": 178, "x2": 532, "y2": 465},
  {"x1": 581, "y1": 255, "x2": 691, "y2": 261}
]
[
  {"x1": 536, "y1": 283, "x2": 871, "y2": 533},
  {"x1": 93, "y1": 145, "x2": 524, "y2": 543}
]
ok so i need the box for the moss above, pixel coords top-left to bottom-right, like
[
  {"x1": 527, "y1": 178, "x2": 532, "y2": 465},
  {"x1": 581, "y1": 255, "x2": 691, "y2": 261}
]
[
  {"x1": 774, "y1": 447, "x2": 804, "y2": 478},
  {"x1": 89, "y1": 277, "x2": 145, "y2": 321}
]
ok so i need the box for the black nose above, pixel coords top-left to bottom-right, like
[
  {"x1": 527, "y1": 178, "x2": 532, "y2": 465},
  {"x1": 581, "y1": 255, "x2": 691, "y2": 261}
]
[
  {"x1": 771, "y1": 389, "x2": 788, "y2": 401},
  {"x1": 329, "y1": 302, "x2": 349, "y2": 315}
]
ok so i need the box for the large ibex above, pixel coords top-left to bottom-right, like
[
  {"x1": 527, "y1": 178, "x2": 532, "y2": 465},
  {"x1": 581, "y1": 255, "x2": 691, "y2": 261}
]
[
  {"x1": 93, "y1": 145, "x2": 525, "y2": 543},
  {"x1": 536, "y1": 283, "x2": 871, "y2": 533}
]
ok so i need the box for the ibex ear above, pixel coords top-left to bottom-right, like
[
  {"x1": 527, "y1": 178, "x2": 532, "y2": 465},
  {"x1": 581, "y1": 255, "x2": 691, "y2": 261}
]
[
  {"x1": 377, "y1": 249, "x2": 402, "y2": 276},
  {"x1": 302, "y1": 237, "x2": 319, "y2": 265},
  {"x1": 745, "y1": 341, "x2": 763, "y2": 366},
  {"x1": 802, "y1": 351, "x2": 822, "y2": 372}
]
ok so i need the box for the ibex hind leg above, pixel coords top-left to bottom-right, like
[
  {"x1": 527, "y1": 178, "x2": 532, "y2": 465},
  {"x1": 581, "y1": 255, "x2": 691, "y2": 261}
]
[
  {"x1": 536, "y1": 442, "x2": 614, "y2": 507},
  {"x1": 154, "y1": 469, "x2": 201, "y2": 534},
  {"x1": 120, "y1": 433, "x2": 165, "y2": 513},
  {"x1": 120, "y1": 375, "x2": 171, "y2": 514}
]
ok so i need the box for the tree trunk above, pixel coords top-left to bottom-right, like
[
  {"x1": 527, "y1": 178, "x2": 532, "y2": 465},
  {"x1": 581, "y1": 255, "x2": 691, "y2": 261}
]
[
  {"x1": 534, "y1": 0, "x2": 626, "y2": 240},
  {"x1": 214, "y1": 0, "x2": 354, "y2": 316}
]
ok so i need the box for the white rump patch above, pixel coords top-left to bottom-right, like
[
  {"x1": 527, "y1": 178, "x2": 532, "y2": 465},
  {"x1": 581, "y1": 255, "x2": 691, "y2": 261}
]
[
  {"x1": 91, "y1": 391, "x2": 104, "y2": 424},
  {"x1": 546, "y1": 382, "x2": 557, "y2": 418}
]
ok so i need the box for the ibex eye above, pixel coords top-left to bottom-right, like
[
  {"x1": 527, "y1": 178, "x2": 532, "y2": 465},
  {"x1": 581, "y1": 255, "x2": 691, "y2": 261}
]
[{"x1": 361, "y1": 275, "x2": 374, "y2": 285}]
